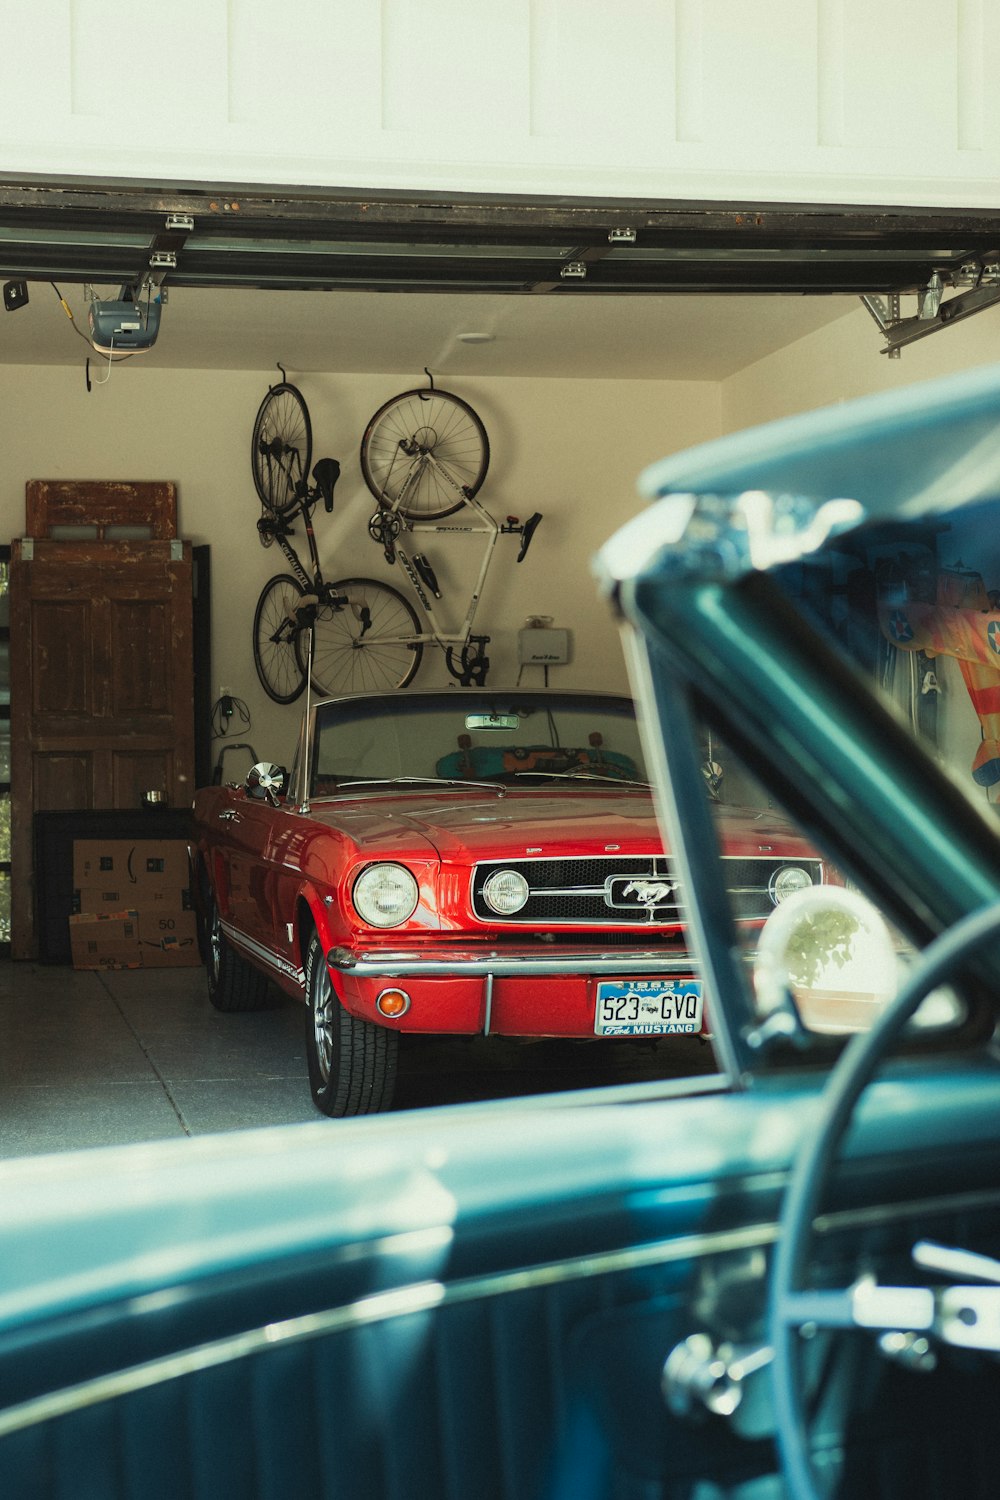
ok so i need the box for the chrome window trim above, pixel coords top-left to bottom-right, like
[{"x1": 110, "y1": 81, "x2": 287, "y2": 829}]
[
  {"x1": 0, "y1": 1221, "x2": 776, "y2": 1441},
  {"x1": 2, "y1": 1180, "x2": 998, "y2": 1441}
]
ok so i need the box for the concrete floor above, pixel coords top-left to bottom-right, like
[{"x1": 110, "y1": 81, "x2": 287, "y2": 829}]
[{"x1": 0, "y1": 960, "x2": 715, "y2": 1159}]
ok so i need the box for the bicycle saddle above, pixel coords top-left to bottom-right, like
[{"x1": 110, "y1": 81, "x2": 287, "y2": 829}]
[{"x1": 312, "y1": 457, "x2": 341, "y2": 512}]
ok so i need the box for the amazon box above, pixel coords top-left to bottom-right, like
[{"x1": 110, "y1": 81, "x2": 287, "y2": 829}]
[
  {"x1": 69, "y1": 910, "x2": 142, "y2": 970},
  {"x1": 71, "y1": 839, "x2": 196, "y2": 968},
  {"x1": 73, "y1": 839, "x2": 190, "y2": 896},
  {"x1": 137, "y1": 909, "x2": 200, "y2": 968}
]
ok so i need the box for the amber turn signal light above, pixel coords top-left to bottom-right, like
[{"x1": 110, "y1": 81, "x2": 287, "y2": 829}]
[{"x1": 376, "y1": 988, "x2": 411, "y2": 1019}]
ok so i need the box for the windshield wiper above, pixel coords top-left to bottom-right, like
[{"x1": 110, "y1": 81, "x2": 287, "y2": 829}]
[
  {"x1": 507, "y1": 771, "x2": 652, "y2": 786},
  {"x1": 329, "y1": 776, "x2": 506, "y2": 792}
]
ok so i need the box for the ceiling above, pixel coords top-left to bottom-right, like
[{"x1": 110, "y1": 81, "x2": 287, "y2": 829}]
[
  {"x1": 1, "y1": 179, "x2": 998, "y2": 378},
  {"x1": 2, "y1": 283, "x2": 859, "y2": 381}
]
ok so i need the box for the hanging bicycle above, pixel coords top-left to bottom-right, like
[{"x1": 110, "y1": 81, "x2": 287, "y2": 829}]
[
  {"x1": 250, "y1": 371, "x2": 541, "y2": 701},
  {"x1": 251, "y1": 374, "x2": 421, "y2": 702},
  {"x1": 360, "y1": 371, "x2": 541, "y2": 687}
]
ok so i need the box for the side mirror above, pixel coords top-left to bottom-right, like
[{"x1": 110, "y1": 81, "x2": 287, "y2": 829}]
[
  {"x1": 245, "y1": 762, "x2": 289, "y2": 807},
  {"x1": 753, "y1": 885, "x2": 898, "y2": 1037}
]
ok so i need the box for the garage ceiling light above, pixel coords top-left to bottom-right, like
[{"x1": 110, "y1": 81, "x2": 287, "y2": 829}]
[{"x1": 457, "y1": 332, "x2": 495, "y2": 344}]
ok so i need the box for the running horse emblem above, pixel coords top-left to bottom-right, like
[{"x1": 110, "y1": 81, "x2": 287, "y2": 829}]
[{"x1": 621, "y1": 878, "x2": 676, "y2": 907}]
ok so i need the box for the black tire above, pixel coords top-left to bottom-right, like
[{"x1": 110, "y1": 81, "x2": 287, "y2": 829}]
[
  {"x1": 303, "y1": 577, "x2": 423, "y2": 694},
  {"x1": 303, "y1": 931, "x2": 398, "y2": 1116},
  {"x1": 360, "y1": 387, "x2": 489, "y2": 519},
  {"x1": 254, "y1": 574, "x2": 308, "y2": 704},
  {"x1": 206, "y1": 890, "x2": 274, "y2": 1013},
  {"x1": 252, "y1": 382, "x2": 313, "y2": 516}
]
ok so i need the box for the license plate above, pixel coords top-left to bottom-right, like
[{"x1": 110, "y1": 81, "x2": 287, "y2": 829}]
[{"x1": 595, "y1": 979, "x2": 703, "y2": 1036}]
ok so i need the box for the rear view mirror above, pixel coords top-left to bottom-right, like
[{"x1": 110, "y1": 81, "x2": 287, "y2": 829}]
[{"x1": 465, "y1": 713, "x2": 520, "y2": 731}]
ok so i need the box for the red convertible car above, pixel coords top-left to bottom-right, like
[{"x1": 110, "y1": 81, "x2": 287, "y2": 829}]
[{"x1": 191, "y1": 690, "x2": 824, "y2": 1115}]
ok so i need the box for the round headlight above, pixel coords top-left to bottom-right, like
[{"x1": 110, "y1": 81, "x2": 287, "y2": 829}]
[
  {"x1": 482, "y1": 868, "x2": 530, "y2": 915},
  {"x1": 352, "y1": 863, "x2": 419, "y2": 927},
  {"x1": 768, "y1": 865, "x2": 814, "y2": 905}
]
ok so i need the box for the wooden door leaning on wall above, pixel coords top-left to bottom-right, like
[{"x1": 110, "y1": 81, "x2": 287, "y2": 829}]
[{"x1": 10, "y1": 481, "x2": 195, "y2": 960}]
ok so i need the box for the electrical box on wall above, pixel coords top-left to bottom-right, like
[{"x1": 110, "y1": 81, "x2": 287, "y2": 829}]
[{"x1": 518, "y1": 627, "x2": 571, "y2": 666}]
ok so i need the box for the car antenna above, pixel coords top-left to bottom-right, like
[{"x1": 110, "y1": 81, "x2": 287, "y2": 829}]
[{"x1": 299, "y1": 627, "x2": 313, "y2": 816}]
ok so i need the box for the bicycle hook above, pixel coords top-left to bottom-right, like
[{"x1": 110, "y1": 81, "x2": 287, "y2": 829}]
[{"x1": 419, "y1": 367, "x2": 436, "y2": 401}]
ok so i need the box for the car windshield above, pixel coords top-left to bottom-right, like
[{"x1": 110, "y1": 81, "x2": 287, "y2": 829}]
[
  {"x1": 772, "y1": 498, "x2": 1000, "y2": 814},
  {"x1": 602, "y1": 368, "x2": 1000, "y2": 1065},
  {"x1": 306, "y1": 692, "x2": 653, "y2": 795}
]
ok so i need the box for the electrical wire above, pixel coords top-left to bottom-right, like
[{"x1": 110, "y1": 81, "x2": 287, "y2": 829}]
[
  {"x1": 211, "y1": 695, "x2": 251, "y2": 739},
  {"x1": 49, "y1": 282, "x2": 137, "y2": 362},
  {"x1": 88, "y1": 333, "x2": 117, "y2": 387}
]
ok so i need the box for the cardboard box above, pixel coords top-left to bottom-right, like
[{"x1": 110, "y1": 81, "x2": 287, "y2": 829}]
[
  {"x1": 74, "y1": 885, "x2": 194, "y2": 917},
  {"x1": 69, "y1": 910, "x2": 142, "y2": 970},
  {"x1": 137, "y1": 909, "x2": 201, "y2": 968},
  {"x1": 75, "y1": 885, "x2": 129, "y2": 915},
  {"x1": 73, "y1": 839, "x2": 191, "y2": 895},
  {"x1": 70, "y1": 839, "x2": 198, "y2": 968}
]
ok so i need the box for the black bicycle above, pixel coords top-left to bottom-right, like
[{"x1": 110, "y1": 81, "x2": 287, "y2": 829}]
[
  {"x1": 251, "y1": 377, "x2": 421, "y2": 703},
  {"x1": 251, "y1": 373, "x2": 540, "y2": 701}
]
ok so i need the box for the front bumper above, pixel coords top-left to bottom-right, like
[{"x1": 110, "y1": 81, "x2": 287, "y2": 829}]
[
  {"x1": 327, "y1": 944, "x2": 693, "y2": 977},
  {"x1": 327, "y1": 944, "x2": 704, "y2": 1038}
]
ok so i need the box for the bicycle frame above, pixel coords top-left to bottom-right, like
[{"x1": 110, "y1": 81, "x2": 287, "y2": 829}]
[
  {"x1": 262, "y1": 498, "x2": 325, "y2": 601},
  {"x1": 371, "y1": 448, "x2": 523, "y2": 650},
  {"x1": 394, "y1": 495, "x2": 499, "y2": 648}
]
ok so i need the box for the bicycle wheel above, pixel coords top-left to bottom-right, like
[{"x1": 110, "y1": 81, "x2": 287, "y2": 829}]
[
  {"x1": 303, "y1": 578, "x2": 424, "y2": 694},
  {"x1": 360, "y1": 387, "x2": 489, "y2": 519},
  {"x1": 253, "y1": 574, "x2": 308, "y2": 704},
  {"x1": 252, "y1": 382, "x2": 313, "y2": 516}
]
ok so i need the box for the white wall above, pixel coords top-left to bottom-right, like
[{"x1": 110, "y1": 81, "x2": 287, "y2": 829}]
[
  {"x1": 3, "y1": 1, "x2": 999, "y2": 206},
  {"x1": 0, "y1": 363, "x2": 720, "y2": 774},
  {"x1": 722, "y1": 302, "x2": 1000, "y2": 433}
]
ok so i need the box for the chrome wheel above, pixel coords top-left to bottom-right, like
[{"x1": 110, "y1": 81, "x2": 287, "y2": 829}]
[
  {"x1": 204, "y1": 889, "x2": 273, "y2": 1013},
  {"x1": 311, "y1": 962, "x2": 335, "y2": 1085},
  {"x1": 209, "y1": 902, "x2": 222, "y2": 986},
  {"x1": 303, "y1": 931, "x2": 399, "y2": 1117}
]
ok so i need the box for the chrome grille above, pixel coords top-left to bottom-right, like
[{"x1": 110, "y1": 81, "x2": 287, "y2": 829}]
[{"x1": 471, "y1": 854, "x2": 822, "y2": 925}]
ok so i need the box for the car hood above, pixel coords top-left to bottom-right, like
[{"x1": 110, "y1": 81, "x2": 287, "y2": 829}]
[{"x1": 306, "y1": 789, "x2": 811, "y2": 862}]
